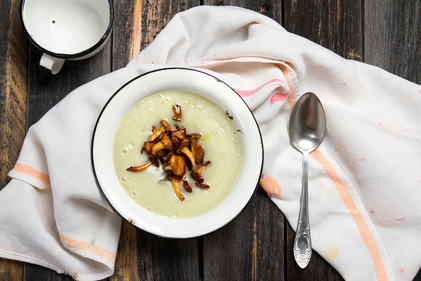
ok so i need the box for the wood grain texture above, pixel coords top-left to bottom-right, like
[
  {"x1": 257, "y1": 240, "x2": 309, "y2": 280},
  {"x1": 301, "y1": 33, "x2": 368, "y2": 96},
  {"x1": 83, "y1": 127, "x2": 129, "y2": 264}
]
[
  {"x1": 110, "y1": 1, "x2": 200, "y2": 280},
  {"x1": 136, "y1": 231, "x2": 200, "y2": 280},
  {"x1": 0, "y1": 0, "x2": 28, "y2": 189},
  {"x1": 0, "y1": 259, "x2": 22, "y2": 281},
  {"x1": 282, "y1": 0, "x2": 364, "y2": 280},
  {"x1": 22, "y1": 21, "x2": 113, "y2": 281},
  {"x1": 139, "y1": 0, "x2": 200, "y2": 50},
  {"x1": 112, "y1": 0, "x2": 201, "y2": 68},
  {"x1": 203, "y1": 187, "x2": 285, "y2": 281},
  {"x1": 283, "y1": 0, "x2": 363, "y2": 61},
  {"x1": 112, "y1": 0, "x2": 143, "y2": 70},
  {"x1": 0, "y1": 0, "x2": 26, "y2": 279},
  {"x1": 26, "y1": 42, "x2": 112, "y2": 127},
  {"x1": 364, "y1": 0, "x2": 421, "y2": 84},
  {"x1": 110, "y1": 221, "x2": 140, "y2": 281},
  {"x1": 364, "y1": 1, "x2": 421, "y2": 280},
  {"x1": 110, "y1": 2, "x2": 143, "y2": 280},
  {"x1": 199, "y1": 2, "x2": 285, "y2": 280}
]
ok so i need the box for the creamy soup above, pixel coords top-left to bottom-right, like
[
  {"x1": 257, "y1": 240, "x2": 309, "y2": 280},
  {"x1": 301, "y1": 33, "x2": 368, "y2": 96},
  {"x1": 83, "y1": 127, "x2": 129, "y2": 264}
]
[{"x1": 113, "y1": 91, "x2": 242, "y2": 219}]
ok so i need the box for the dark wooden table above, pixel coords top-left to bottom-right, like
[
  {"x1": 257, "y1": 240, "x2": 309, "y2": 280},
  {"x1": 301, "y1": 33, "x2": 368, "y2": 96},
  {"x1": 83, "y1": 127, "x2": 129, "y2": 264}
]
[{"x1": 1, "y1": 0, "x2": 420, "y2": 280}]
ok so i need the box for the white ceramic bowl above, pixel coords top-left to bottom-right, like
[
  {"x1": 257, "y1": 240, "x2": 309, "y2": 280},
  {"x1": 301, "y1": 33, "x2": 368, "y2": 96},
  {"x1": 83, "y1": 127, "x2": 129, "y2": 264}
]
[{"x1": 92, "y1": 68, "x2": 263, "y2": 238}]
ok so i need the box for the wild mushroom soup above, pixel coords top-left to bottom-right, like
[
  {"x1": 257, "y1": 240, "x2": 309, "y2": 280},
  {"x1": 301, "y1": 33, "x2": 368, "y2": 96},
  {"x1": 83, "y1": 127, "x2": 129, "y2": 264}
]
[{"x1": 113, "y1": 91, "x2": 242, "y2": 219}]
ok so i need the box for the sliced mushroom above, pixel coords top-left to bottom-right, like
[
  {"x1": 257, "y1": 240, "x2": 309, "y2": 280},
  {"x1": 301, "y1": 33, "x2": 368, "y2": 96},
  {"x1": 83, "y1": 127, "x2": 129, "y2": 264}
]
[
  {"x1": 195, "y1": 144, "x2": 204, "y2": 164},
  {"x1": 142, "y1": 141, "x2": 155, "y2": 154},
  {"x1": 161, "y1": 119, "x2": 172, "y2": 131},
  {"x1": 189, "y1": 134, "x2": 201, "y2": 158},
  {"x1": 190, "y1": 171, "x2": 204, "y2": 183},
  {"x1": 172, "y1": 104, "x2": 182, "y2": 121},
  {"x1": 163, "y1": 162, "x2": 172, "y2": 171},
  {"x1": 177, "y1": 140, "x2": 190, "y2": 154},
  {"x1": 191, "y1": 161, "x2": 211, "y2": 185},
  {"x1": 162, "y1": 133, "x2": 173, "y2": 148},
  {"x1": 180, "y1": 163, "x2": 189, "y2": 181},
  {"x1": 196, "y1": 161, "x2": 211, "y2": 175},
  {"x1": 148, "y1": 120, "x2": 171, "y2": 142},
  {"x1": 171, "y1": 135, "x2": 180, "y2": 152},
  {"x1": 181, "y1": 146, "x2": 197, "y2": 170},
  {"x1": 170, "y1": 155, "x2": 186, "y2": 176},
  {"x1": 183, "y1": 181, "x2": 192, "y2": 192},
  {"x1": 195, "y1": 182, "x2": 210, "y2": 189},
  {"x1": 152, "y1": 133, "x2": 173, "y2": 155},
  {"x1": 171, "y1": 178, "x2": 185, "y2": 201},
  {"x1": 126, "y1": 161, "x2": 153, "y2": 172},
  {"x1": 172, "y1": 128, "x2": 186, "y2": 140},
  {"x1": 151, "y1": 142, "x2": 166, "y2": 156},
  {"x1": 149, "y1": 155, "x2": 159, "y2": 167},
  {"x1": 159, "y1": 151, "x2": 173, "y2": 163},
  {"x1": 148, "y1": 127, "x2": 165, "y2": 142}
]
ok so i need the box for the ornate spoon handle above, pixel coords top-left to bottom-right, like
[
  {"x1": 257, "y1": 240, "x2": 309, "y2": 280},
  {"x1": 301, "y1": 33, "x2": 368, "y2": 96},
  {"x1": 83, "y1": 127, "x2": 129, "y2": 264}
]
[{"x1": 293, "y1": 152, "x2": 312, "y2": 268}]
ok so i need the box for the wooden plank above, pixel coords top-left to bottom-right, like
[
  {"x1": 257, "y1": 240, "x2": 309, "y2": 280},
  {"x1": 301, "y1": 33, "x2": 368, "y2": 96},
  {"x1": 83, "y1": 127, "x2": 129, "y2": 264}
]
[
  {"x1": 111, "y1": 0, "x2": 143, "y2": 71},
  {"x1": 108, "y1": 4, "x2": 142, "y2": 280},
  {"x1": 137, "y1": 0, "x2": 201, "y2": 51},
  {"x1": 110, "y1": 1, "x2": 201, "y2": 280},
  {"x1": 111, "y1": 221, "x2": 139, "y2": 281},
  {"x1": 283, "y1": 0, "x2": 364, "y2": 61},
  {"x1": 25, "y1": 43, "x2": 112, "y2": 127},
  {"x1": 203, "y1": 187, "x2": 285, "y2": 281},
  {"x1": 200, "y1": 2, "x2": 285, "y2": 280},
  {"x1": 135, "y1": 231, "x2": 200, "y2": 280},
  {"x1": 109, "y1": 3, "x2": 142, "y2": 280},
  {"x1": 0, "y1": 259, "x2": 22, "y2": 281},
  {"x1": 22, "y1": 19, "x2": 113, "y2": 281},
  {"x1": 365, "y1": 2, "x2": 421, "y2": 280},
  {"x1": 112, "y1": 0, "x2": 201, "y2": 70},
  {"x1": 282, "y1": 0, "x2": 364, "y2": 279},
  {"x1": 0, "y1": 0, "x2": 27, "y2": 280},
  {"x1": 0, "y1": 0, "x2": 28, "y2": 189},
  {"x1": 364, "y1": 0, "x2": 421, "y2": 84}
]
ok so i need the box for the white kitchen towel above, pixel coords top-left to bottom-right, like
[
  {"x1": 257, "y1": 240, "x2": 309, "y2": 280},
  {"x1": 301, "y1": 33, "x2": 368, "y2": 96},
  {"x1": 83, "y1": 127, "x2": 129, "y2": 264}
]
[{"x1": 1, "y1": 5, "x2": 421, "y2": 281}]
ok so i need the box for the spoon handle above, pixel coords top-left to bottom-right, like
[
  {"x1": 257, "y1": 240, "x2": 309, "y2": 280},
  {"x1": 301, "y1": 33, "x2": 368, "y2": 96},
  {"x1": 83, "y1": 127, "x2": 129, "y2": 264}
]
[{"x1": 293, "y1": 152, "x2": 312, "y2": 268}]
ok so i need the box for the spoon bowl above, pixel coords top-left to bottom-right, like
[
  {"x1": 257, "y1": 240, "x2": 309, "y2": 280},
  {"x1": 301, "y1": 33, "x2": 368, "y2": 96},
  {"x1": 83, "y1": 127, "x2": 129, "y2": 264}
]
[
  {"x1": 288, "y1": 92, "x2": 326, "y2": 268},
  {"x1": 289, "y1": 93, "x2": 326, "y2": 153}
]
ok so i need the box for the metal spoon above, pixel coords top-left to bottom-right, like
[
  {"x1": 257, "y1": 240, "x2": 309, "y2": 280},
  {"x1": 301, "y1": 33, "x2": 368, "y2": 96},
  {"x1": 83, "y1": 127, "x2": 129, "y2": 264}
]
[{"x1": 288, "y1": 92, "x2": 326, "y2": 268}]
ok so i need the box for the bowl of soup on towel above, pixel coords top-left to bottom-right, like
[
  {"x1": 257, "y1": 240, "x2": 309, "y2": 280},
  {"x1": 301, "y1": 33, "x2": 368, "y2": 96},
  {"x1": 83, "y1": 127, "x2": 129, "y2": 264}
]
[{"x1": 92, "y1": 67, "x2": 263, "y2": 238}]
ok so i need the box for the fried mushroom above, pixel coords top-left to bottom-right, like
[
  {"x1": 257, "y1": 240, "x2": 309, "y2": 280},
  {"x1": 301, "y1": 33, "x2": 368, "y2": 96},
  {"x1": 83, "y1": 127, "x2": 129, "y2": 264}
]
[
  {"x1": 172, "y1": 104, "x2": 182, "y2": 121},
  {"x1": 127, "y1": 104, "x2": 212, "y2": 201}
]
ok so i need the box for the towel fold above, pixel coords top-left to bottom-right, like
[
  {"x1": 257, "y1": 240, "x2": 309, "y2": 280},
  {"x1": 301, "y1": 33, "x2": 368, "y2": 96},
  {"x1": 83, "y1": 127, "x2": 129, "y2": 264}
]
[{"x1": 1, "y1": 5, "x2": 420, "y2": 281}]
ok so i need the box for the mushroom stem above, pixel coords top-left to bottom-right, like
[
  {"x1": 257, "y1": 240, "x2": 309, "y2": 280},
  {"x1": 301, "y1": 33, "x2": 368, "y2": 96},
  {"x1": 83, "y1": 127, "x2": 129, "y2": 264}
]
[
  {"x1": 181, "y1": 147, "x2": 197, "y2": 170},
  {"x1": 170, "y1": 155, "x2": 186, "y2": 176},
  {"x1": 152, "y1": 133, "x2": 173, "y2": 155},
  {"x1": 148, "y1": 120, "x2": 171, "y2": 142},
  {"x1": 183, "y1": 181, "x2": 192, "y2": 192},
  {"x1": 172, "y1": 104, "x2": 182, "y2": 121},
  {"x1": 196, "y1": 161, "x2": 211, "y2": 175},
  {"x1": 171, "y1": 178, "x2": 185, "y2": 201},
  {"x1": 126, "y1": 161, "x2": 153, "y2": 172},
  {"x1": 148, "y1": 126, "x2": 166, "y2": 142}
]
